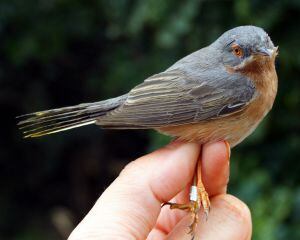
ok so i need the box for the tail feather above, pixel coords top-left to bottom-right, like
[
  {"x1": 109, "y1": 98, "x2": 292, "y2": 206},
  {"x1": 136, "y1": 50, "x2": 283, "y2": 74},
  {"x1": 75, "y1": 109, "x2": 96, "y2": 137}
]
[
  {"x1": 21, "y1": 115, "x2": 94, "y2": 135},
  {"x1": 23, "y1": 120, "x2": 97, "y2": 138},
  {"x1": 17, "y1": 94, "x2": 128, "y2": 138}
]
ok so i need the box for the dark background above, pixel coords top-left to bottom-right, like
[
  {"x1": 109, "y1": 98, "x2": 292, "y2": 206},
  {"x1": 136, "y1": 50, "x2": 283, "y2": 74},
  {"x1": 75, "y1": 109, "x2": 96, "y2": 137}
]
[{"x1": 1, "y1": 0, "x2": 300, "y2": 239}]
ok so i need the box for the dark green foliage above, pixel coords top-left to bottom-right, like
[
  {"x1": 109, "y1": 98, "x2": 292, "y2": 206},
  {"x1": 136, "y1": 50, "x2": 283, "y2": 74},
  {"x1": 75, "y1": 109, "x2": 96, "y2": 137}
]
[{"x1": 0, "y1": 0, "x2": 299, "y2": 239}]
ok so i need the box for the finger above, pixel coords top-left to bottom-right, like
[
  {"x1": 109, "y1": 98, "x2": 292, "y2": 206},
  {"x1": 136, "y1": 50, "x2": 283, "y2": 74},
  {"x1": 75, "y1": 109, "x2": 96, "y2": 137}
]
[
  {"x1": 68, "y1": 142, "x2": 200, "y2": 240},
  {"x1": 166, "y1": 194, "x2": 252, "y2": 240},
  {"x1": 201, "y1": 141, "x2": 230, "y2": 196}
]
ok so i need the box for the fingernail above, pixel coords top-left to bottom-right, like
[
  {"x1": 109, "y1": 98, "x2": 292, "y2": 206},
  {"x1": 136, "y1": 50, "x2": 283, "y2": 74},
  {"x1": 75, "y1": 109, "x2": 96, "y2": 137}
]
[{"x1": 224, "y1": 141, "x2": 231, "y2": 159}]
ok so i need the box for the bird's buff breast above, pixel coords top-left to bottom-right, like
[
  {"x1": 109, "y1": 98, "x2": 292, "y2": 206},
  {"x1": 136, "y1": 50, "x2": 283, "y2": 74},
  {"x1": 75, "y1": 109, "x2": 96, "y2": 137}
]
[{"x1": 158, "y1": 60, "x2": 278, "y2": 147}]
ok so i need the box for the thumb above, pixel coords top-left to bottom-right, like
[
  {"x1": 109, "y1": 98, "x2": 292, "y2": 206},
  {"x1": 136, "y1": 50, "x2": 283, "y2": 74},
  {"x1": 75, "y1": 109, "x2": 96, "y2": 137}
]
[
  {"x1": 166, "y1": 194, "x2": 252, "y2": 240},
  {"x1": 68, "y1": 142, "x2": 200, "y2": 240}
]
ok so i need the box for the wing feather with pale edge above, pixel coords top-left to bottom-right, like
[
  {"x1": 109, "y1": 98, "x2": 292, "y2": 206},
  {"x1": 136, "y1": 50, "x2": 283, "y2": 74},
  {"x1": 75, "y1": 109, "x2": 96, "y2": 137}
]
[{"x1": 98, "y1": 69, "x2": 255, "y2": 128}]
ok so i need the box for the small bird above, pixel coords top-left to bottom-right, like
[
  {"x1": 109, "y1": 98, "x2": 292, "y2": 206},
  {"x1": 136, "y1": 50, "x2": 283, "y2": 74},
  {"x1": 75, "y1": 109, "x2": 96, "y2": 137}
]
[{"x1": 18, "y1": 25, "x2": 278, "y2": 236}]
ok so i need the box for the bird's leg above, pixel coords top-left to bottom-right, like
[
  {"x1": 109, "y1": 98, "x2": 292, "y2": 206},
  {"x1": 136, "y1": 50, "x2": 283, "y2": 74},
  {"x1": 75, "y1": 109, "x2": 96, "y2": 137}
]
[
  {"x1": 162, "y1": 146, "x2": 210, "y2": 236},
  {"x1": 196, "y1": 157, "x2": 210, "y2": 220}
]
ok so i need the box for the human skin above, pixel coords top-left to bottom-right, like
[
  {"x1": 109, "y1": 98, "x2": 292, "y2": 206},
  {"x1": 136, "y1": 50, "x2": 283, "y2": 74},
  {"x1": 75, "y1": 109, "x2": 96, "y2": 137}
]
[{"x1": 68, "y1": 141, "x2": 252, "y2": 240}]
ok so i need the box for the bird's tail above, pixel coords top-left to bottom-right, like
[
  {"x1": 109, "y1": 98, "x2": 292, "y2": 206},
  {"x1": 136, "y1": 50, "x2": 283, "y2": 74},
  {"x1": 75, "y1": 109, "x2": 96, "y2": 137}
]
[{"x1": 17, "y1": 94, "x2": 128, "y2": 138}]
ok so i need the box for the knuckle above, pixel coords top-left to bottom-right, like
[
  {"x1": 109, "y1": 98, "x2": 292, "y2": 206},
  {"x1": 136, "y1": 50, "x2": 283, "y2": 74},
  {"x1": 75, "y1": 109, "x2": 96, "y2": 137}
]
[
  {"x1": 218, "y1": 194, "x2": 252, "y2": 224},
  {"x1": 119, "y1": 158, "x2": 146, "y2": 180}
]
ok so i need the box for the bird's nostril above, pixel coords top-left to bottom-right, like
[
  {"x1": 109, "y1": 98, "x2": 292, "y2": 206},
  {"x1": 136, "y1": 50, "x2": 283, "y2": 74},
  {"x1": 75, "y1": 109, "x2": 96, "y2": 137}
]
[{"x1": 255, "y1": 47, "x2": 273, "y2": 57}]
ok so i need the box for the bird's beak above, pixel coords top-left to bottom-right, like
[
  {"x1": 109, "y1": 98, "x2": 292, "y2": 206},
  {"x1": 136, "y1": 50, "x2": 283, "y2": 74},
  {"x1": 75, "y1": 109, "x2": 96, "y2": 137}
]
[{"x1": 254, "y1": 46, "x2": 279, "y2": 57}]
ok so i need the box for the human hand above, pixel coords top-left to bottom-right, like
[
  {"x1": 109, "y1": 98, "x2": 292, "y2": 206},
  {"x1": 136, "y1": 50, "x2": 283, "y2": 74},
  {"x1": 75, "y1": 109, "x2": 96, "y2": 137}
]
[{"x1": 68, "y1": 142, "x2": 252, "y2": 240}]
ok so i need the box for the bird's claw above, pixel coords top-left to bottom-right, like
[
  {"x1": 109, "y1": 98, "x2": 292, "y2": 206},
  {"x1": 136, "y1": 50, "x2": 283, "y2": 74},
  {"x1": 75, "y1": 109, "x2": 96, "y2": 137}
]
[
  {"x1": 162, "y1": 202, "x2": 193, "y2": 211},
  {"x1": 162, "y1": 185, "x2": 210, "y2": 237}
]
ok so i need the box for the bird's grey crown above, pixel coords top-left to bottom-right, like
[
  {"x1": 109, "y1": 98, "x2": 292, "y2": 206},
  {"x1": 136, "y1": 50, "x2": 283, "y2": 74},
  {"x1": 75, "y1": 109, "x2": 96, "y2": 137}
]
[{"x1": 213, "y1": 25, "x2": 274, "y2": 51}]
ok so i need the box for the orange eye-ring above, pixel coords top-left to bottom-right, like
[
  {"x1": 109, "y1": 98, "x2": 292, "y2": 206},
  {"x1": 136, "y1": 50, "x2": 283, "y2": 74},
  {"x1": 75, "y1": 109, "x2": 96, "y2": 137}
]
[{"x1": 232, "y1": 45, "x2": 244, "y2": 58}]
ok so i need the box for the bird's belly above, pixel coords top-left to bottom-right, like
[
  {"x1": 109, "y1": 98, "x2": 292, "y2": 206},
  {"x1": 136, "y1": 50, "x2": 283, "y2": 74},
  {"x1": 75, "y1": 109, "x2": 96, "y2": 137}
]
[
  {"x1": 158, "y1": 98, "x2": 272, "y2": 147},
  {"x1": 158, "y1": 119, "x2": 257, "y2": 147}
]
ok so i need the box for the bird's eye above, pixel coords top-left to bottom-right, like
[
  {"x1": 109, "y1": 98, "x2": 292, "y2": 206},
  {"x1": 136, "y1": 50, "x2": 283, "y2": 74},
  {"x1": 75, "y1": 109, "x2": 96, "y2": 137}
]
[{"x1": 232, "y1": 44, "x2": 244, "y2": 58}]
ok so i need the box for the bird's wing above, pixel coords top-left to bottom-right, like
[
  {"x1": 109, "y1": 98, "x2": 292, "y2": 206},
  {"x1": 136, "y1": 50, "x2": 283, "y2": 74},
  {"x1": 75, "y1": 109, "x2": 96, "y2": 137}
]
[{"x1": 98, "y1": 69, "x2": 255, "y2": 128}]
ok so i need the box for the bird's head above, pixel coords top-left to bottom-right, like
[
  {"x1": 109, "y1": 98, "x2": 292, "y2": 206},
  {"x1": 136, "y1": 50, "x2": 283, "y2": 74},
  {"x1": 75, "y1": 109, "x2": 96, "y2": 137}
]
[{"x1": 214, "y1": 26, "x2": 278, "y2": 73}]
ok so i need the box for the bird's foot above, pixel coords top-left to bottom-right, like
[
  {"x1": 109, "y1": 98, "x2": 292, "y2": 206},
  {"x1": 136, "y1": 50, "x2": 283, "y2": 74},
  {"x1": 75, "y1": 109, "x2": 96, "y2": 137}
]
[
  {"x1": 162, "y1": 200, "x2": 199, "y2": 235},
  {"x1": 162, "y1": 184, "x2": 210, "y2": 237}
]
